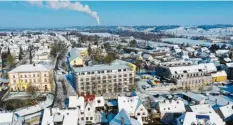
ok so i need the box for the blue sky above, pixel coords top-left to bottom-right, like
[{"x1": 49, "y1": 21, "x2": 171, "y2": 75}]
[{"x1": 0, "y1": 1, "x2": 232, "y2": 28}]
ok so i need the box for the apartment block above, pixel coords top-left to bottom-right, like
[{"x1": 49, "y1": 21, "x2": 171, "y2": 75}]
[
  {"x1": 73, "y1": 63, "x2": 135, "y2": 96},
  {"x1": 157, "y1": 63, "x2": 217, "y2": 89}
]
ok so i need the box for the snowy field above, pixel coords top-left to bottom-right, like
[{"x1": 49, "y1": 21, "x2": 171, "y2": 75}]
[
  {"x1": 161, "y1": 38, "x2": 231, "y2": 46},
  {"x1": 80, "y1": 32, "x2": 119, "y2": 37}
]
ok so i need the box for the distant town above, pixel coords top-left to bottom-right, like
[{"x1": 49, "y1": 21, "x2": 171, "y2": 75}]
[{"x1": 1, "y1": 24, "x2": 233, "y2": 125}]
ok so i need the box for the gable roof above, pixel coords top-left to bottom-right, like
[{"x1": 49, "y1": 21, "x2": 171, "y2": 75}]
[
  {"x1": 118, "y1": 96, "x2": 140, "y2": 114},
  {"x1": 9, "y1": 64, "x2": 49, "y2": 73},
  {"x1": 110, "y1": 109, "x2": 140, "y2": 125},
  {"x1": 218, "y1": 104, "x2": 233, "y2": 120},
  {"x1": 68, "y1": 48, "x2": 82, "y2": 61}
]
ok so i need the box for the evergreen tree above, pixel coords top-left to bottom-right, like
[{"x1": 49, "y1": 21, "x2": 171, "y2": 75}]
[
  {"x1": 19, "y1": 46, "x2": 23, "y2": 61},
  {"x1": 7, "y1": 47, "x2": 10, "y2": 55},
  {"x1": 7, "y1": 54, "x2": 14, "y2": 66},
  {"x1": 88, "y1": 44, "x2": 92, "y2": 56}
]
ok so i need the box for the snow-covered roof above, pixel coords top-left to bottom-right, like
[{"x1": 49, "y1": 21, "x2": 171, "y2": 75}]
[
  {"x1": 118, "y1": 96, "x2": 142, "y2": 115},
  {"x1": 73, "y1": 62, "x2": 130, "y2": 73},
  {"x1": 68, "y1": 96, "x2": 85, "y2": 111},
  {"x1": 0, "y1": 113, "x2": 15, "y2": 124},
  {"x1": 226, "y1": 63, "x2": 233, "y2": 68},
  {"x1": 216, "y1": 50, "x2": 229, "y2": 55},
  {"x1": 158, "y1": 100, "x2": 186, "y2": 113},
  {"x1": 41, "y1": 108, "x2": 79, "y2": 125},
  {"x1": 169, "y1": 63, "x2": 217, "y2": 75},
  {"x1": 211, "y1": 71, "x2": 227, "y2": 77},
  {"x1": 190, "y1": 104, "x2": 215, "y2": 114},
  {"x1": 110, "y1": 109, "x2": 140, "y2": 125},
  {"x1": 218, "y1": 104, "x2": 233, "y2": 120},
  {"x1": 9, "y1": 64, "x2": 50, "y2": 73},
  {"x1": 92, "y1": 96, "x2": 105, "y2": 108},
  {"x1": 183, "y1": 92, "x2": 206, "y2": 102},
  {"x1": 178, "y1": 112, "x2": 225, "y2": 125},
  {"x1": 68, "y1": 48, "x2": 82, "y2": 61}
]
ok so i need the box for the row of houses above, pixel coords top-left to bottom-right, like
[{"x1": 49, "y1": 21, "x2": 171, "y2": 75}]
[{"x1": 41, "y1": 95, "x2": 148, "y2": 125}]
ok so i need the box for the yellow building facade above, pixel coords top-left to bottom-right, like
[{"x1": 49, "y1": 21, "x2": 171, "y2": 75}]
[
  {"x1": 70, "y1": 57, "x2": 84, "y2": 67},
  {"x1": 211, "y1": 71, "x2": 227, "y2": 82},
  {"x1": 8, "y1": 64, "x2": 52, "y2": 92}
]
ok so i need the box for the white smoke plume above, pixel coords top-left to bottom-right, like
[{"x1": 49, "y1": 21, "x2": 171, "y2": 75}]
[{"x1": 27, "y1": 0, "x2": 100, "y2": 25}]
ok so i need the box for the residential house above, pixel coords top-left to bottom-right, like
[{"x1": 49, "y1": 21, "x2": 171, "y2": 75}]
[
  {"x1": 215, "y1": 104, "x2": 233, "y2": 122},
  {"x1": 182, "y1": 92, "x2": 206, "y2": 104},
  {"x1": 68, "y1": 48, "x2": 84, "y2": 67},
  {"x1": 177, "y1": 112, "x2": 225, "y2": 125},
  {"x1": 118, "y1": 96, "x2": 149, "y2": 123},
  {"x1": 0, "y1": 113, "x2": 22, "y2": 125},
  {"x1": 157, "y1": 99, "x2": 186, "y2": 124},
  {"x1": 41, "y1": 108, "x2": 80, "y2": 125}
]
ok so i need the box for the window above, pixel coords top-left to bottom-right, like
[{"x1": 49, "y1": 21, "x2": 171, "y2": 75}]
[
  {"x1": 86, "y1": 117, "x2": 89, "y2": 120},
  {"x1": 44, "y1": 79, "x2": 47, "y2": 82},
  {"x1": 142, "y1": 112, "x2": 145, "y2": 115},
  {"x1": 14, "y1": 80, "x2": 16, "y2": 83},
  {"x1": 88, "y1": 108, "x2": 90, "y2": 111},
  {"x1": 33, "y1": 74, "x2": 35, "y2": 77},
  {"x1": 44, "y1": 74, "x2": 47, "y2": 77},
  {"x1": 81, "y1": 117, "x2": 84, "y2": 120},
  {"x1": 137, "y1": 113, "x2": 140, "y2": 116},
  {"x1": 13, "y1": 75, "x2": 15, "y2": 78},
  {"x1": 90, "y1": 117, "x2": 93, "y2": 120},
  {"x1": 37, "y1": 74, "x2": 39, "y2": 77},
  {"x1": 34, "y1": 79, "x2": 36, "y2": 82},
  {"x1": 25, "y1": 75, "x2": 27, "y2": 78},
  {"x1": 25, "y1": 80, "x2": 27, "y2": 82}
]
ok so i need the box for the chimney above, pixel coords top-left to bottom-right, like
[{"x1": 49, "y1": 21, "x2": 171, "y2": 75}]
[
  {"x1": 50, "y1": 108, "x2": 52, "y2": 116},
  {"x1": 121, "y1": 117, "x2": 124, "y2": 125}
]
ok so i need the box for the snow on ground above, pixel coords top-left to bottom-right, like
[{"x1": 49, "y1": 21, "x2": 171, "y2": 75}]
[
  {"x1": 15, "y1": 93, "x2": 54, "y2": 117},
  {"x1": 163, "y1": 27, "x2": 233, "y2": 38},
  {"x1": 80, "y1": 32, "x2": 118, "y2": 37},
  {"x1": 161, "y1": 38, "x2": 230, "y2": 46}
]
